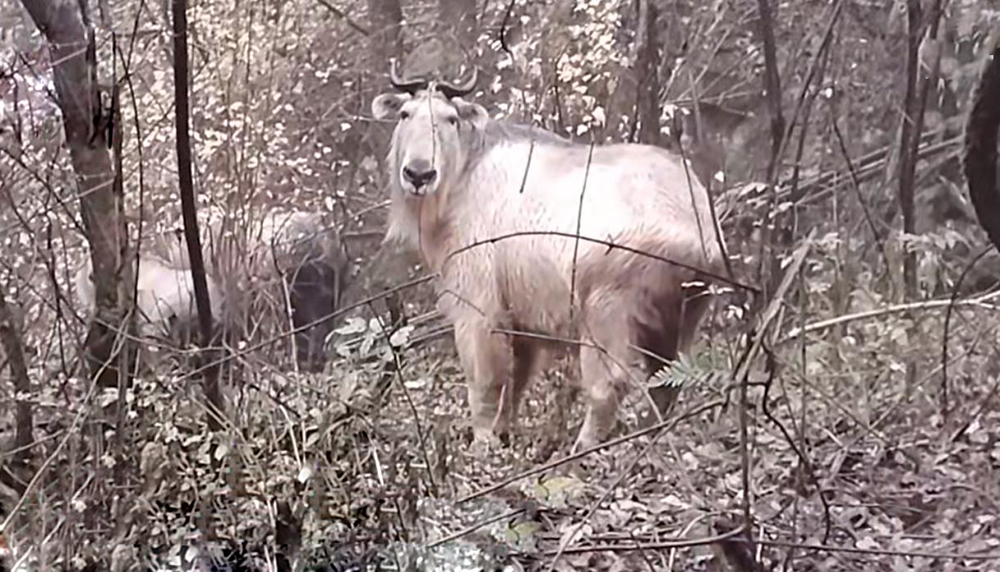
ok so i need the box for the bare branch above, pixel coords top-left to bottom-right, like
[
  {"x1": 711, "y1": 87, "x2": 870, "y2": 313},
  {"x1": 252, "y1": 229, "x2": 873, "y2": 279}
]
[{"x1": 315, "y1": 0, "x2": 371, "y2": 36}]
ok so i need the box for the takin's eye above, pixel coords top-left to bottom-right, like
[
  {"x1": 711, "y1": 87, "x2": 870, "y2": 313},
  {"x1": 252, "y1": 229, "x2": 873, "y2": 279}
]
[
  {"x1": 446, "y1": 116, "x2": 459, "y2": 127},
  {"x1": 400, "y1": 110, "x2": 410, "y2": 120}
]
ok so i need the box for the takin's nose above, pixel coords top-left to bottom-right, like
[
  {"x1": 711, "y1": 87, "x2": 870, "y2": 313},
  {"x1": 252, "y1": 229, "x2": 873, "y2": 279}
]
[{"x1": 402, "y1": 161, "x2": 437, "y2": 190}]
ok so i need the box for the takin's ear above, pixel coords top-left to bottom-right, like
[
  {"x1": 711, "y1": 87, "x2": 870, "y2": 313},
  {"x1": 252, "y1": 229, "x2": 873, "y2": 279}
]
[
  {"x1": 371, "y1": 93, "x2": 410, "y2": 120},
  {"x1": 452, "y1": 98, "x2": 489, "y2": 130}
]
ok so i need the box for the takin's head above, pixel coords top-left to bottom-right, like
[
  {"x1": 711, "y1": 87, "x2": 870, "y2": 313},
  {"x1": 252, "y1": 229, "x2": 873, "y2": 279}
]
[{"x1": 371, "y1": 64, "x2": 489, "y2": 198}]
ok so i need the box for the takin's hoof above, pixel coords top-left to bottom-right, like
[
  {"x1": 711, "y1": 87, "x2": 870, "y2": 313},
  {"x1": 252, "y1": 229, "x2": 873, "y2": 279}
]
[
  {"x1": 469, "y1": 428, "x2": 505, "y2": 457},
  {"x1": 570, "y1": 432, "x2": 601, "y2": 456},
  {"x1": 570, "y1": 420, "x2": 622, "y2": 456}
]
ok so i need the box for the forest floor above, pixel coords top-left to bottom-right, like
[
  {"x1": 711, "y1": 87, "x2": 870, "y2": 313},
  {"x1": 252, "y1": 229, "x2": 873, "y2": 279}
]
[{"x1": 343, "y1": 326, "x2": 1000, "y2": 572}]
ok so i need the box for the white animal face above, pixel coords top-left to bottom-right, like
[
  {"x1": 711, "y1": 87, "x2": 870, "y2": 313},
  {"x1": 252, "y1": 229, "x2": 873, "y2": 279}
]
[{"x1": 372, "y1": 91, "x2": 488, "y2": 197}]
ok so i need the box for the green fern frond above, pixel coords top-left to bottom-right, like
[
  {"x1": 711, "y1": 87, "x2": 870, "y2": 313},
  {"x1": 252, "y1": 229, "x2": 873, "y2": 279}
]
[{"x1": 647, "y1": 353, "x2": 727, "y2": 391}]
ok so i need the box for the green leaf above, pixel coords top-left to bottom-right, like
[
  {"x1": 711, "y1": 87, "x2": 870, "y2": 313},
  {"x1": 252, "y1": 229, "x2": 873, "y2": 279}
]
[{"x1": 647, "y1": 353, "x2": 726, "y2": 391}]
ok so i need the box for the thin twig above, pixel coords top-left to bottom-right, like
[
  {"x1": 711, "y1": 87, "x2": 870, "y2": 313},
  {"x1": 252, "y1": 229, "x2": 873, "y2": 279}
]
[
  {"x1": 831, "y1": 119, "x2": 891, "y2": 274},
  {"x1": 751, "y1": 538, "x2": 1000, "y2": 561},
  {"x1": 499, "y1": 0, "x2": 517, "y2": 58},
  {"x1": 426, "y1": 507, "x2": 527, "y2": 549},
  {"x1": 542, "y1": 525, "x2": 747, "y2": 556},
  {"x1": 314, "y1": 0, "x2": 370, "y2": 35},
  {"x1": 364, "y1": 300, "x2": 438, "y2": 496},
  {"x1": 780, "y1": 289, "x2": 1000, "y2": 345},
  {"x1": 568, "y1": 141, "x2": 595, "y2": 321},
  {"x1": 444, "y1": 231, "x2": 757, "y2": 293},
  {"x1": 545, "y1": 417, "x2": 671, "y2": 570}
]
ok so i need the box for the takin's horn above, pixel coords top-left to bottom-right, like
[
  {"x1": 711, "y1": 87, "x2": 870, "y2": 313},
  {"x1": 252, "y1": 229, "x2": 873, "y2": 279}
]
[
  {"x1": 436, "y1": 66, "x2": 478, "y2": 99},
  {"x1": 389, "y1": 59, "x2": 429, "y2": 95}
]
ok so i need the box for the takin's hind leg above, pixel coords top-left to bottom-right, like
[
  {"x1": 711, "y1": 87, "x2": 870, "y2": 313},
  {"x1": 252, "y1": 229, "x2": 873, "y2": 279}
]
[
  {"x1": 453, "y1": 317, "x2": 515, "y2": 447},
  {"x1": 642, "y1": 291, "x2": 684, "y2": 419},
  {"x1": 678, "y1": 282, "x2": 713, "y2": 354},
  {"x1": 642, "y1": 281, "x2": 713, "y2": 420},
  {"x1": 506, "y1": 337, "x2": 541, "y2": 424}
]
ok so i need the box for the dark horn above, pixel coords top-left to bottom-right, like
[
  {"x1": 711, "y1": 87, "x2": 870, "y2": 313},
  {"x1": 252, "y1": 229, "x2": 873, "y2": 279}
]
[
  {"x1": 437, "y1": 66, "x2": 479, "y2": 99},
  {"x1": 389, "y1": 59, "x2": 428, "y2": 95}
]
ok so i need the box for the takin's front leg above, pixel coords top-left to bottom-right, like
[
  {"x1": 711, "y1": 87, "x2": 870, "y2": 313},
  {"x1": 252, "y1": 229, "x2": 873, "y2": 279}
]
[
  {"x1": 575, "y1": 344, "x2": 628, "y2": 452},
  {"x1": 574, "y1": 297, "x2": 636, "y2": 452},
  {"x1": 453, "y1": 317, "x2": 516, "y2": 448}
]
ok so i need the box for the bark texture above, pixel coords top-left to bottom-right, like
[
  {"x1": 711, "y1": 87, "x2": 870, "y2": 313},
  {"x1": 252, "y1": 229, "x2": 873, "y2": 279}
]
[
  {"x1": 632, "y1": 0, "x2": 661, "y2": 146},
  {"x1": 364, "y1": 0, "x2": 403, "y2": 176},
  {"x1": 20, "y1": 0, "x2": 133, "y2": 389},
  {"x1": 172, "y1": 0, "x2": 225, "y2": 428},
  {"x1": 756, "y1": 0, "x2": 785, "y2": 184},
  {"x1": 367, "y1": 0, "x2": 403, "y2": 69}
]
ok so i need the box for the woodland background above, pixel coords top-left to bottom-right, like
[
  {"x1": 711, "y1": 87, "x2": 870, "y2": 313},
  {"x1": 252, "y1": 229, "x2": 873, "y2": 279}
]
[{"x1": 1, "y1": 0, "x2": 1000, "y2": 570}]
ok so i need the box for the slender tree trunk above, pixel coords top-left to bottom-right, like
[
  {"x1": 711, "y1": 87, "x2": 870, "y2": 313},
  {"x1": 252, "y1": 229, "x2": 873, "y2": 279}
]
[
  {"x1": 746, "y1": 0, "x2": 782, "y2": 554},
  {"x1": 756, "y1": 0, "x2": 785, "y2": 185},
  {"x1": 896, "y1": 0, "x2": 944, "y2": 401},
  {"x1": 0, "y1": 283, "x2": 32, "y2": 469},
  {"x1": 368, "y1": 0, "x2": 403, "y2": 68},
  {"x1": 358, "y1": 0, "x2": 405, "y2": 324},
  {"x1": 605, "y1": 0, "x2": 662, "y2": 146},
  {"x1": 364, "y1": 0, "x2": 403, "y2": 177},
  {"x1": 20, "y1": 0, "x2": 132, "y2": 390},
  {"x1": 754, "y1": 0, "x2": 786, "y2": 301},
  {"x1": 896, "y1": 0, "x2": 923, "y2": 301},
  {"x1": 172, "y1": 0, "x2": 225, "y2": 430},
  {"x1": 899, "y1": 0, "x2": 946, "y2": 301},
  {"x1": 632, "y1": 0, "x2": 661, "y2": 147}
]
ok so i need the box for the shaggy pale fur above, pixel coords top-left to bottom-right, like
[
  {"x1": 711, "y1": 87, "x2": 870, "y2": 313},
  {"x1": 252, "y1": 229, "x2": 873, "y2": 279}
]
[
  {"x1": 373, "y1": 89, "x2": 728, "y2": 450},
  {"x1": 75, "y1": 210, "x2": 347, "y2": 371},
  {"x1": 74, "y1": 253, "x2": 223, "y2": 339},
  {"x1": 159, "y1": 210, "x2": 349, "y2": 371}
]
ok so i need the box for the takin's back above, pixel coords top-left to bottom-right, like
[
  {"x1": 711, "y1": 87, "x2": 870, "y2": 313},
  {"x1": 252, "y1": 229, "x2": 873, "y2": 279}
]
[
  {"x1": 428, "y1": 136, "x2": 727, "y2": 338},
  {"x1": 74, "y1": 254, "x2": 222, "y2": 338},
  {"x1": 452, "y1": 138, "x2": 726, "y2": 281}
]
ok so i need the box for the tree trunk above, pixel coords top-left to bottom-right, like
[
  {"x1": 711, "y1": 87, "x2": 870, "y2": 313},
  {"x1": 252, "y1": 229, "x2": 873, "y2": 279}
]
[
  {"x1": 756, "y1": 0, "x2": 785, "y2": 185},
  {"x1": 364, "y1": 0, "x2": 403, "y2": 172},
  {"x1": 896, "y1": 0, "x2": 924, "y2": 301},
  {"x1": 20, "y1": 0, "x2": 133, "y2": 390},
  {"x1": 0, "y1": 282, "x2": 32, "y2": 470},
  {"x1": 437, "y1": 0, "x2": 478, "y2": 50},
  {"x1": 753, "y1": 0, "x2": 786, "y2": 301},
  {"x1": 632, "y1": 0, "x2": 662, "y2": 146},
  {"x1": 172, "y1": 0, "x2": 225, "y2": 429},
  {"x1": 362, "y1": 0, "x2": 406, "y2": 335},
  {"x1": 368, "y1": 0, "x2": 403, "y2": 69},
  {"x1": 963, "y1": 30, "x2": 1000, "y2": 254},
  {"x1": 604, "y1": 0, "x2": 662, "y2": 146},
  {"x1": 897, "y1": 0, "x2": 945, "y2": 301}
]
